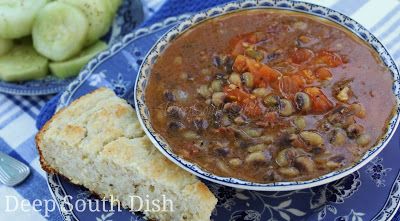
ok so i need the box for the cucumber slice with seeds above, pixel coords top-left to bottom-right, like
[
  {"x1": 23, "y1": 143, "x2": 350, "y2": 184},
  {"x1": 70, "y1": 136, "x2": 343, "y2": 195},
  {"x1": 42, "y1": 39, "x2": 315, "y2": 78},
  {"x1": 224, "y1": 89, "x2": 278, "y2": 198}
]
[
  {"x1": 0, "y1": 0, "x2": 48, "y2": 39},
  {"x1": 50, "y1": 41, "x2": 107, "y2": 78},
  {"x1": 0, "y1": 43, "x2": 48, "y2": 82},
  {"x1": 60, "y1": 0, "x2": 113, "y2": 46},
  {"x1": 0, "y1": 38, "x2": 13, "y2": 56},
  {"x1": 32, "y1": 2, "x2": 89, "y2": 61}
]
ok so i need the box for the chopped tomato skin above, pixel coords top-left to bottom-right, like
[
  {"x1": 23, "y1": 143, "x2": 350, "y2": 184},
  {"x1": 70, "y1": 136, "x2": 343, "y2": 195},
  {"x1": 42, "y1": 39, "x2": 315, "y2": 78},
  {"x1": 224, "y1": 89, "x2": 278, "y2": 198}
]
[
  {"x1": 247, "y1": 57, "x2": 280, "y2": 86},
  {"x1": 315, "y1": 50, "x2": 343, "y2": 67},
  {"x1": 231, "y1": 39, "x2": 246, "y2": 56},
  {"x1": 291, "y1": 74, "x2": 306, "y2": 88},
  {"x1": 299, "y1": 69, "x2": 316, "y2": 84},
  {"x1": 279, "y1": 74, "x2": 306, "y2": 98},
  {"x1": 279, "y1": 76, "x2": 299, "y2": 98},
  {"x1": 291, "y1": 48, "x2": 314, "y2": 64},
  {"x1": 304, "y1": 87, "x2": 334, "y2": 113},
  {"x1": 233, "y1": 55, "x2": 281, "y2": 87},
  {"x1": 233, "y1": 55, "x2": 248, "y2": 72},
  {"x1": 264, "y1": 111, "x2": 279, "y2": 123},
  {"x1": 224, "y1": 86, "x2": 263, "y2": 117},
  {"x1": 269, "y1": 79, "x2": 280, "y2": 90},
  {"x1": 224, "y1": 86, "x2": 252, "y2": 102},
  {"x1": 243, "y1": 98, "x2": 264, "y2": 117},
  {"x1": 230, "y1": 36, "x2": 342, "y2": 116},
  {"x1": 315, "y1": 67, "x2": 333, "y2": 80}
]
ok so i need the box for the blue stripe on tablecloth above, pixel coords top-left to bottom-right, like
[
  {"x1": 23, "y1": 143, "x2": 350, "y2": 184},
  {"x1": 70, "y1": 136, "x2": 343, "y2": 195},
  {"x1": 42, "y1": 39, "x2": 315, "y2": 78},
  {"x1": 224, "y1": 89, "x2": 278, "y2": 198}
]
[
  {"x1": 23, "y1": 97, "x2": 43, "y2": 112},
  {"x1": 0, "y1": 110, "x2": 24, "y2": 129},
  {"x1": 377, "y1": 17, "x2": 400, "y2": 39},
  {"x1": 0, "y1": 95, "x2": 7, "y2": 104},
  {"x1": 0, "y1": 95, "x2": 49, "y2": 129},
  {"x1": 0, "y1": 138, "x2": 14, "y2": 154},
  {"x1": 331, "y1": 0, "x2": 369, "y2": 15},
  {"x1": 394, "y1": 49, "x2": 400, "y2": 60},
  {"x1": 370, "y1": 4, "x2": 400, "y2": 33},
  {"x1": 8, "y1": 151, "x2": 64, "y2": 221},
  {"x1": 0, "y1": 102, "x2": 17, "y2": 118},
  {"x1": 14, "y1": 136, "x2": 39, "y2": 163},
  {"x1": 4, "y1": 94, "x2": 38, "y2": 119},
  {"x1": 384, "y1": 26, "x2": 400, "y2": 50}
]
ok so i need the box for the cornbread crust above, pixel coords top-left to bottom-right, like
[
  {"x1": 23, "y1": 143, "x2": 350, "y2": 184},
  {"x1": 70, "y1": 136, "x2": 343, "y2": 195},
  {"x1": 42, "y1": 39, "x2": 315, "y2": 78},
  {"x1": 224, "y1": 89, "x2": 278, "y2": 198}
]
[{"x1": 36, "y1": 88, "x2": 217, "y2": 221}]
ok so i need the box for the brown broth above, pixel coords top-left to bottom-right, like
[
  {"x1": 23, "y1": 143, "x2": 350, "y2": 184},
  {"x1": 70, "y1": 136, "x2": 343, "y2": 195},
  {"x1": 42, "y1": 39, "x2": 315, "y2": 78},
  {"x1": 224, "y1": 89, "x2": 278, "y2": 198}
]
[{"x1": 145, "y1": 10, "x2": 396, "y2": 183}]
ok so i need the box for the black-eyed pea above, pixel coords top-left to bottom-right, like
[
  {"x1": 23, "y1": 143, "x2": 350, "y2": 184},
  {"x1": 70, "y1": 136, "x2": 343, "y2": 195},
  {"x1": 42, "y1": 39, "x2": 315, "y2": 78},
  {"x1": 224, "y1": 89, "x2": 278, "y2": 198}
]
[
  {"x1": 168, "y1": 121, "x2": 185, "y2": 131},
  {"x1": 350, "y1": 103, "x2": 366, "y2": 118},
  {"x1": 228, "y1": 73, "x2": 241, "y2": 86},
  {"x1": 279, "y1": 99, "x2": 295, "y2": 116},
  {"x1": 264, "y1": 94, "x2": 280, "y2": 107},
  {"x1": 229, "y1": 158, "x2": 243, "y2": 167},
  {"x1": 275, "y1": 148, "x2": 297, "y2": 167},
  {"x1": 356, "y1": 134, "x2": 371, "y2": 147},
  {"x1": 330, "y1": 129, "x2": 346, "y2": 146},
  {"x1": 294, "y1": 92, "x2": 311, "y2": 112},
  {"x1": 259, "y1": 135, "x2": 274, "y2": 144},
  {"x1": 293, "y1": 116, "x2": 307, "y2": 130},
  {"x1": 294, "y1": 156, "x2": 315, "y2": 173},
  {"x1": 252, "y1": 88, "x2": 270, "y2": 97},
  {"x1": 166, "y1": 106, "x2": 186, "y2": 119},
  {"x1": 346, "y1": 124, "x2": 364, "y2": 139},
  {"x1": 197, "y1": 85, "x2": 211, "y2": 98},
  {"x1": 278, "y1": 167, "x2": 300, "y2": 177},
  {"x1": 216, "y1": 161, "x2": 231, "y2": 174},
  {"x1": 211, "y1": 80, "x2": 223, "y2": 92},
  {"x1": 284, "y1": 127, "x2": 297, "y2": 134},
  {"x1": 242, "y1": 72, "x2": 254, "y2": 88},
  {"x1": 245, "y1": 151, "x2": 267, "y2": 163},
  {"x1": 247, "y1": 144, "x2": 267, "y2": 153},
  {"x1": 243, "y1": 128, "x2": 263, "y2": 137},
  {"x1": 163, "y1": 90, "x2": 175, "y2": 102},
  {"x1": 174, "y1": 89, "x2": 188, "y2": 102},
  {"x1": 300, "y1": 131, "x2": 324, "y2": 147},
  {"x1": 326, "y1": 161, "x2": 341, "y2": 169},
  {"x1": 212, "y1": 92, "x2": 226, "y2": 106}
]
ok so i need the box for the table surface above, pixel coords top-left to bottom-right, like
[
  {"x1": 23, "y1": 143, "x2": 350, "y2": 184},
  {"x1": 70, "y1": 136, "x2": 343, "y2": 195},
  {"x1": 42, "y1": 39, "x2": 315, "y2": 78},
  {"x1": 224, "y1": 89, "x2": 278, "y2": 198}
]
[{"x1": 1, "y1": 0, "x2": 400, "y2": 220}]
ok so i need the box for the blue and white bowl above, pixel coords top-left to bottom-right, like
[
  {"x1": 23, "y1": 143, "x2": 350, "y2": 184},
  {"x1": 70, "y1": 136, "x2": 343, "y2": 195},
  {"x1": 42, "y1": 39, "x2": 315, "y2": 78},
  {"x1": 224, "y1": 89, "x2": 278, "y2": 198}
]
[{"x1": 135, "y1": 0, "x2": 400, "y2": 191}]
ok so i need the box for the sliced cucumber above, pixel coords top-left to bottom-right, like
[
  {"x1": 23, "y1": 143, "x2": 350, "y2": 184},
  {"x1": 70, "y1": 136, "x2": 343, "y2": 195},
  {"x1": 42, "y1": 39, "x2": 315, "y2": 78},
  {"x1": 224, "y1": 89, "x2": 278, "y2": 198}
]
[
  {"x1": 0, "y1": 0, "x2": 48, "y2": 39},
  {"x1": 0, "y1": 43, "x2": 48, "y2": 82},
  {"x1": 50, "y1": 41, "x2": 107, "y2": 78},
  {"x1": 60, "y1": 0, "x2": 113, "y2": 46},
  {"x1": 0, "y1": 38, "x2": 13, "y2": 56},
  {"x1": 32, "y1": 2, "x2": 89, "y2": 61}
]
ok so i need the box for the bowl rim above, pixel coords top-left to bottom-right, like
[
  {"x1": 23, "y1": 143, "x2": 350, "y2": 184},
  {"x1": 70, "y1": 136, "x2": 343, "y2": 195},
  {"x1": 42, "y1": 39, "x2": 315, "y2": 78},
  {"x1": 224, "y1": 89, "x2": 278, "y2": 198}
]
[{"x1": 134, "y1": 0, "x2": 400, "y2": 191}]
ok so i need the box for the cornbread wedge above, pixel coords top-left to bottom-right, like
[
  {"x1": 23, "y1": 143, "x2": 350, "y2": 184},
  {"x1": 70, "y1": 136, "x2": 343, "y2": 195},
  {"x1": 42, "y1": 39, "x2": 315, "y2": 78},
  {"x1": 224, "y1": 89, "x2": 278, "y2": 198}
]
[{"x1": 36, "y1": 88, "x2": 217, "y2": 221}]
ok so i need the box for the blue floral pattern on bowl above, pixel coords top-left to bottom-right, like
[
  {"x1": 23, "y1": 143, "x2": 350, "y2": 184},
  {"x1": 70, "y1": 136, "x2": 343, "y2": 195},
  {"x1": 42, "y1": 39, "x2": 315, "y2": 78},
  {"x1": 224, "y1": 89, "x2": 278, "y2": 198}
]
[
  {"x1": 135, "y1": 0, "x2": 400, "y2": 191},
  {"x1": 0, "y1": 0, "x2": 143, "y2": 95},
  {"x1": 47, "y1": 1, "x2": 400, "y2": 221}
]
